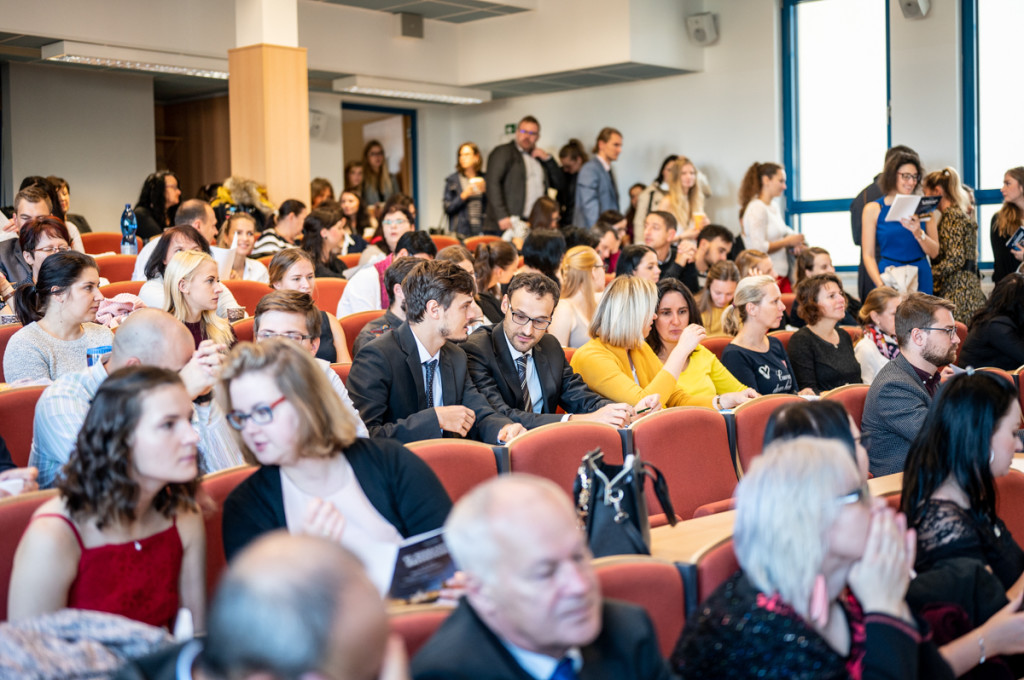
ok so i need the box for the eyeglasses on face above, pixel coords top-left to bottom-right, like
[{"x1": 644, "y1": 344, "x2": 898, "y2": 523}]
[
  {"x1": 898, "y1": 172, "x2": 921, "y2": 183},
  {"x1": 518, "y1": 128, "x2": 539, "y2": 137},
  {"x1": 382, "y1": 219, "x2": 408, "y2": 228},
  {"x1": 256, "y1": 331, "x2": 313, "y2": 342},
  {"x1": 34, "y1": 245, "x2": 70, "y2": 254},
  {"x1": 227, "y1": 395, "x2": 287, "y2": 430},
  {"x1": 508, "y1": 308, "x2": 551, "y2": 330},
  {"x1": 836, "y1": 482, "x2": 871, "y2": 506},
  {"x1": 920, "y1": 326, "x2": 957, "y2": 340}
]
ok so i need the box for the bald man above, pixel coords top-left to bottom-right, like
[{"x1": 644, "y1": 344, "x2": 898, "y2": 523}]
[
  {"x1": 30, "y1": 308, "x2": 243, "y2": 488},
  {"x1": 412, "y1": 474, "x2": 671, "y2": 680},
  {"x1": 117, "y1": 532, "x2": 402, "y2": 680}
]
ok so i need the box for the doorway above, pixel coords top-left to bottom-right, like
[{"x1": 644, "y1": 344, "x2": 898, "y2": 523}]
[{"x1": 341, "y1": 103, "x2": 418, "y2": 218}]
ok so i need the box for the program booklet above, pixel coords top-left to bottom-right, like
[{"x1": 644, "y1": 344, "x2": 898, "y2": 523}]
[
  {"x1": 387, "y1": 528, "x2": 455, "y2": 603},
  {"x1": 887, "y1": 194, "x2": 942, "y2": 222},
  {"x1": 1006, "y1": 225, "x2": 1024, "y2": 251}
]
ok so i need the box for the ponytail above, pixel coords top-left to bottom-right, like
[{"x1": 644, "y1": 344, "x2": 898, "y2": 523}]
[
  {"x1": 14, "y1": 250, "x2": 97, "y2": 326},
  {"x1": 738, "y1": 162, "x2": 782, "y2": 221},
  {"x1": 721, "y1": 304, "x2": 742, "y2": 337},
  {"x1": 12, "y1": 283, "x2": 42, "y2": 325}
]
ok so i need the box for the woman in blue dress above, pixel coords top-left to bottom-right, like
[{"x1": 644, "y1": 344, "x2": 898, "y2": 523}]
[{"x1": 861, "y1": 151, "x2": 939, "y2": 295}]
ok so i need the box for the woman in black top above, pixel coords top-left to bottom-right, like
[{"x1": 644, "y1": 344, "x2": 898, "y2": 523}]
[
  {"x1": 133, "y1": 171, "x2": 181, "y2": 241},
  {"x1": 300, "y1": 208, "x2": 348, "y2": 279},
  {"x1": 990, "y1": 167, "x2": 1024, "y2": 284},
  {"x1": 958, "y1": 273, "x2": 1024, "y2": 371},
  {"x1": 473, "y1": 240, "x2": 518, "y2": 323},
  {"x1": 787, "y1": 273, "x2": 862, "y2": 394}
]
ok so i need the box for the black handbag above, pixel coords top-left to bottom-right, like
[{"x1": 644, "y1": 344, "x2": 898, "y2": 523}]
[{"x1": 573, "y1": 448, "x2": 676, "y2": 558}]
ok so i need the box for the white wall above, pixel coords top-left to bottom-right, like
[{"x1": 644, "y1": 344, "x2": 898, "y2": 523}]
[{"x1": 2, "y1": 62, "x2": 155, "y2": 231}]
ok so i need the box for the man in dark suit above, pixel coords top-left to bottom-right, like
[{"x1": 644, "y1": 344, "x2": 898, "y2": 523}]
[
  {"x1": 573, "y1": 127, "x2": 622, "y2": 228},
  {"x1": 484, "y1": 115, "x2": 561, "y2": 235},
  {"x1": 464, "y1": 272, "x2": 652, "y2": 429},
  {"x1": 348, "y1": 259, "x2": 526, "y2": 444},
  {"x1": 412, "y1": 475, "x2": 673, "y2": 680},
  {"x1": 862, "y1": 292, "x2": 959, "y2": 477},
  {"x1": 117, "y1": 533, "x2": 397, "y2": 680}
]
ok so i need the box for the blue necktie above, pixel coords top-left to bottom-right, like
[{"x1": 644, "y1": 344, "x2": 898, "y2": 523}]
[
  {"x1": 424, "y1": 359, "x2": 438, "y2": 407},
  {"x1": 515, "y1": 355, "x2": 533, "y2": 413},
  {"x1": 550, "y1": 657, "x2": 578, "y2": 680}
]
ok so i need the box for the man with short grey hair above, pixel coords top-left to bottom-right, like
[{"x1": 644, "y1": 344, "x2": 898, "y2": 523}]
[{"x1": 412, "y1": 474, "x2": 671, "y2": 680}]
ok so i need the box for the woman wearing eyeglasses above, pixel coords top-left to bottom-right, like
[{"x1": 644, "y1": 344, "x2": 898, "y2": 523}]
[
  {"x1": 219, "y1": 340, "x2": 451, "y2": 593},
  {"x1": 862, "y1": 151, "x2": 938, "y2": 295},
  {"x1": 549, "y1": 246, "x2": 606, "y2": 348}
]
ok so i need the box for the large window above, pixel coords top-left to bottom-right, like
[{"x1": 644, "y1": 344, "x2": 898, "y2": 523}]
[{"x1": 782, "y1": 0, "x2": 889, "y2": 268}]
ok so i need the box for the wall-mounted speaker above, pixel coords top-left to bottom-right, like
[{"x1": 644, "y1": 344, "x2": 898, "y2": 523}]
[
  {"x1": 686, "y1": 13, "x2": 718, "y2": 46},
  {"x1": 899, "y1": 0, "x2": 930, "y2": 19},
  {"x1": 309, "y1": 110, "x2": 326, "y2": 139}
]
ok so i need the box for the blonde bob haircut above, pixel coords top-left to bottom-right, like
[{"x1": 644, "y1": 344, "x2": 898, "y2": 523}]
[
  {"x1": 164, "y1": 250, "x2": 234, "y2": 347},
  {"x1": 721, "y1": 275, "x2": 776, "y2": 336},
  {"x1": 560, "y1": 245, "x2": 602, "y2": 321},
  {"x1": 218, "y1": 339, "x2": 357, "y2": 464},
  {"x1": 734, "y1": 436, "x2": 864, "y2": 620},
  {"x1": 588, "y1": 275, "x2": 657, "y2": 350}
]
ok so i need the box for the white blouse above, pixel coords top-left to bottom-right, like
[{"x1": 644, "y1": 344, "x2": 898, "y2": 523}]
[{"x1": 741, "y1": 198, "x2": 797, "y2": 279}]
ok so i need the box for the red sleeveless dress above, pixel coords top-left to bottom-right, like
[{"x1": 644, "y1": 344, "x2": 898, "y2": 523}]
[{"x1": 36, "y1": 514, "x2": 183, "y2": 629}]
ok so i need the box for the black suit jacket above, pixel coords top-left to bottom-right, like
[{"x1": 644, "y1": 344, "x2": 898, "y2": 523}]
[
  {"x1": 411, "y1": 599, "x2": 672, "y2": 680},
  {"x1": 484, "y1": 141, "x2": 560, "y2": 233},
  {"x1": 347, "y1": 322, "x2": 513, "y2": 444},
  {"x1": 463, "y1": 325, "x2": 611, "y2": 429}
]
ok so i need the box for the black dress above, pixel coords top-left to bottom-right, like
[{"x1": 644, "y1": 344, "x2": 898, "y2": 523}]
[
  {"x1": 476, "y1": 292, "x2": 503, "y2": 324},
  {"x1": 990, "y1": 213, "x2": 1022, "y2": 285}
]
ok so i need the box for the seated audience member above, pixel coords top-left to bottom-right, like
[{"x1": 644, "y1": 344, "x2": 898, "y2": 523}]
[
  {"x1": 518, "y1": 229, "x2": 566, "y2": 283},
  {"x1": 133, "y1": 199, "x2": 220, "y2": 281},
  {"x1": 337, "y1": 190, "x2": 372, "y2": 251},
  {"x1": 854, "y1": 286, "x2": 903, "y2": 384},
  {"x1": 250, "y1": 199, "x2": 308, "y2": 259},
  {"x1": 16, "y1": 215, "x2": 73, "y2": 287},
  {"x1": 697, "y1": 261, "x2": 740, "y2": 335},
  {"x1": 862, "y1": 293, "x2": 959, "y2": 477},
  {"x1": 412, "y1": 474, "x2": 673, "y2": 680},
  {"x1": 550, "y1": 246, "x2": 605, "y2": 348},
  {"x1": 30, "y1": 308, "x2": 242, "y2": 489},
  {"x1": 672, "y1": 436, "x2": 952, "y2": 679},
  {"x1": 219, "y1": 340, "x2": 452, "y2": 591},
  {"x1": 647, "y1": 278, "x2": 757, "y2": 410},
  {"x1": 571, "y1": 275, "x2": 700, "y2": 409},
  {"x1": 347, "y1": 260, "x2": 524, "y2": 444},
  {"x1": 0, "y1": 434, "x2": 38, "y2": 498},
  {"x1": 465, "y1": 272, "x2": 651, "y2": 429},
  {"x1": 735, "y1": 248, "x2": 777, "y2": 280},
  {"x1": 336, "y1": 229, "x2": 436, "y2": 317},
  {"x1": 352, "y1": 256, "x2": 420, "y2": 357},
  {"x1": 268, "y1": 248, "x2": 351, "y2": 364},
  {"x1": 5, "y1": 251, "x2": 112, "y2": 384},
  {"x1": 614, "y1": 244, "x2": 661, "y2": 283},
  {"x1": 10, "y1": 366, "x2": 205, "y2": 630},
  {"x1": 217, "y1": 213, "x2": 269, "y2": 283},
  {"x1": 720, "y1": 275, "x2": 803, "y2": 396},
  {"x1": 252, "y1": 291, "x2": 368, "y2": 437},
  {"x1": 300, "y1": 208, "x2": 348, "y2": 279},
  {"x1": 642, "y1": 210, "x2": 690, "y2": 281},
  {"x1": 164, "y1": 251, "x2": 235, "y2": 350},
  {"x1": 591, "y1": 210, "x2": 625, "y2": 272},
  {"x1": 473, "y1": 240, "x2": 518, "y2": 324},
  {"x1": 0, "y1": 186, "x2": 66, "y2": 289},
  {"x1": 46, "y1": 176, "x2": 91, "y2": 235},
  {"x1": 361, "y1": 195, "x2": 417, "y2": 265},
  {"x1": 444, "y1": 141, "x2": 488, "y2": 238},
  {"x1": 435, "y1": 245, "x2": 486, "y2": 334},
  {"x1": 311, "y1": 177, "x2": 334, "y2": 208},
  {"x1": 763, "y1": 399, "x2": 869, "y2": 476},
  {"x1": 675, "y1": 223, "x2": 736, "y2": 294},
  {"x1": 137, "y1": 225, "x2": 242, "y2": 317},
  {"x1": 787, "y1": 273, "x2": 861, "y2": 394},
  {"x1": 132, "y1": 170, "x2": 181, "y2": 240},
  {"x1": 958, "y1": 273, "x2": 1024, "y2": 371},
  {"x1": 789, "y1": 246, "x2": 861, "y2": 328},
  {"x1": 116, "y1": 533, "x2": 401, "y2": 680}
]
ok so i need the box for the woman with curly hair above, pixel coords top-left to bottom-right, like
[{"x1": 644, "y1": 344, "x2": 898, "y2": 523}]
[
  {"x1": 8, "y1": 366, "x2": 206, "y2": 630},
  {"x1": 133, "y1": 170, "x2": 181, "y2": 241}
]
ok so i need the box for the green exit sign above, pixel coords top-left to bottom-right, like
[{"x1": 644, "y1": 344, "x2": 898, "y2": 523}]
[{"x1": 504, "y1": 123, "x2": 515, "y2": 134}]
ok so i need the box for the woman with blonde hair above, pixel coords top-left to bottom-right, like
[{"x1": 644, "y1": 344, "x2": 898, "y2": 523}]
[
  {"x1": 922, "y1": 167, "x2": 986, "y2": 323},
  {"x1": 549, "y1": 246, "x2": 606, "y2": 348},
  {"x1": 990, "y1": 166, "x2": 1024, "y2": 284},
  {"x1": 164, "y1": 250, "x2": 235, "y2": 349},
  {"x1": 658, "y1": 156, "x2": 705, "y2": 239},
  {"x1": 697, "y1": 260, "x2": 741, "y2": 336},
  {"x1": 361, "y1": 140, "x2": 399, "y2": 209},
  {"x1": 570, "y1": 275, "x2": 698, "y2": 410},
  {"x1": 219, "y1": 339, "x2": 451, "y2": 593},
  {"x1": 854, "y1": 286, "x2": 902, "y2": 384},
  {"x1": 739, "y1": 162, "x2": 805, "y2": 290},
  {"x1": 721, "y1": 275, "x2": 807, "y2": 396},
  {"x1": 735, "y1": 249, "x2": 776, "y2": 280}
]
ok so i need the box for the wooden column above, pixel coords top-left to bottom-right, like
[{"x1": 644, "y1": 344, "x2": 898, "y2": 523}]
[{"x1": 228, "y1": 44, "x2": 310, "y2": 205}]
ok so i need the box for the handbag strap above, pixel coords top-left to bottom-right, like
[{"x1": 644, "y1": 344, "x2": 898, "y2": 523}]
[{"x1": 642, "y1": 461, "x2": 678, "y2": 527}]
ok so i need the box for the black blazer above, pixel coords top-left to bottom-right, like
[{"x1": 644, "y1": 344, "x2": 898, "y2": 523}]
[
  {"x1": 411, "y1": 598, "x2": 672, "y2": 680},
  {"x1": 463, "y1": 325, "x2": 611, "y2": 429},
  {"x1": 443, "y1": 171, "x2": 487, "y2": 237},
  {"x1": 483, "y1": 141, "x2": 560, "y2": 234},
  {"x1": 221, "y1": 437, "x2": 452, "y2": 563},
  {"x1": 347, "y1": 322, "x2": 513, "y2": 444}
]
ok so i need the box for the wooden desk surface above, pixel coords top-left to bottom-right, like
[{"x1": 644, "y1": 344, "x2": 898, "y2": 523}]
[{"x1": 650, "y1": 472, "x2": 903, "y2": 565}]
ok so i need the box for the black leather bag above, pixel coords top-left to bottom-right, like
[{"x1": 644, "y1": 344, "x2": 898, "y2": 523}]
[{"x1": 573, "y1": 448, "x2": 676, "y2": 558}]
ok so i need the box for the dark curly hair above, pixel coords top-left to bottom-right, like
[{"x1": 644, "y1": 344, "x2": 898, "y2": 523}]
[
  {"x1": 60, "y1": 366, "x2": 199, "y2": 529},
  {"x1": 794, "y1": 272, "x2": 843, "y2": 326},
  {"x1": 135, "y1": 170, "x2": 180, "y2": 228}
]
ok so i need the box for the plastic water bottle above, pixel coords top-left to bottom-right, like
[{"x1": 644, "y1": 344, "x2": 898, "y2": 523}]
[{"x1": 120, "y1": 203, "x2": 138, "y2": 255}]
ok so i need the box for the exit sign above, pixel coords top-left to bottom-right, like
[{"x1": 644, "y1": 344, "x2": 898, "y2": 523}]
[{"x1": 504, "y1": 123, "x2": 515, "y2": 134}]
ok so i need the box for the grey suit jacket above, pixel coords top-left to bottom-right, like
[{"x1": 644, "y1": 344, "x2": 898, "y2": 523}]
[
  {"x1": 861, "y1": 354, "x2": 934, "y2": 477},
  {"x1": 574, "y1": 158, "x2": 619, "y2": 228},
  {"x1": 483, "y1": 141, "x2": 559, "y2": 233}
]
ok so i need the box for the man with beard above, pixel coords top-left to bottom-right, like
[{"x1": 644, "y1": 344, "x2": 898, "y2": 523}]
[
  {"x1": 862, "y1": 293, "x2": 959, "y2": 476},
  {"x1": 347, "y1": 259, "x2": 525, "y2": 444}
]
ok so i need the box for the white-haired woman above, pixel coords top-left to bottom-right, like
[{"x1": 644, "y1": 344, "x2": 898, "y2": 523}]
[{"x1": 672, "y1": 437, "x2": 952, "y2": 679}]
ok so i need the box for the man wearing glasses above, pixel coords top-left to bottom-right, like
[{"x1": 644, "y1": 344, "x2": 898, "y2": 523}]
[
  {"x1": 483, "y1": 115, "x2": 561, "y2": 236},
  {"x1": 862, "y1": 292, "x2": 959, "y2": 477},
  {"x1": 464, "y1": 272, "x2": 657, "y2": 429},
  {"x1": 253, "y1": 290, "x2": 368, "y2": 437}
]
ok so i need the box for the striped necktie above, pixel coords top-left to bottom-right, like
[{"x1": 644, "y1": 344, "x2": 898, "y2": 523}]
[{"x1": 515, "y1": 355, "x2": 533, "y2": 413}]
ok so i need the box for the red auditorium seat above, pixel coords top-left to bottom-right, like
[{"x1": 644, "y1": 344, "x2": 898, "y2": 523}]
[
  {"x1": 232, "y1": 317, "x2": 255, "y2": 343},
  {"x1": 313, "y1": 278, "x2": 347, "y2": 316},
  {"x1": 339, "y1": 310, "x2": 385, "y2": 357},
  {"x1": 95, "y1": 254, "x2": 137, "y2": 282},
  {"x1": 732, "y1": 394, "x2": 804, "y2": 475},
  {"x1": 407, "y1": 439, "x2": 502, "y2": 502},
  {"x1": 464, "y1": 235, "x2": 501, "y2": 252},
  {"x1": 594, "y1": 556, "x2": 687, "y2": 657},
  {"x1": 390, "y1": 605, "x2": 452, "y2": 658},
  {"x1": 221, "y1": 280, "x2": 273, "y2": 316},
  {"x1": 0, "y1": 386, "x2": 47, "y2": 467},
  {"x1": 0, "y1": 489, "x2": 58, "y2": 621},
  {"x1": 200, "y1": 465, "x2": 258, "y2": 598},
  {"x1": 0, "y1": 322, "x2": 23, "y2": 383},
  {"x1": 99, "y1": 280, "x2": 144, "y2": 298},
  {"x1": 330, "y1": 362, "x2": 351, "y2": 386},
  {"x1": 81, "y1": 232, "x2": 141, "y2": 255},
  {"x1": 507, "y1": 421, "x2": 624, "y2": 497},
  {"x1": 699, "y1": 336, "x2": 732, "y2": 360},
  {"x1": 822, "y1": 383, "x2": 870, "y2": 429},
  {"x1": 996, "y1": 469, "x2": 1024, "y2": 546},
  {"x1": 696, "y1": 538, "x2": 739, "y2": 604}
]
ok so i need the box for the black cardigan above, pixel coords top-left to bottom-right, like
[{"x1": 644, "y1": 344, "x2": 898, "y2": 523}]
[{"x1": 222, "y1": 437, "x2": 452, "y2": 563}]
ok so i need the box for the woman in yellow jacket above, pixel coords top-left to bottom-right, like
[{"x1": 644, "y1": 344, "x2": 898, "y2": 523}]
[{"x1": 571, "y1": 275, "x2": 708, "y2": 408}]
